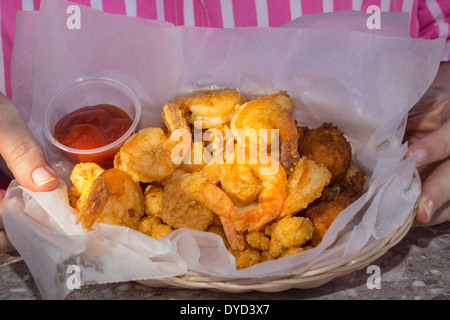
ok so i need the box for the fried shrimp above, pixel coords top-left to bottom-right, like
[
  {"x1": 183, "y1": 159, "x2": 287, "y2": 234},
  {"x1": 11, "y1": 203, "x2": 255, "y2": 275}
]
[
  {"x1": 219, "y1": 163, "x2": 263, "y2": 207},
  {"x1": 235, "y1": 160, "x2": 287, "y2": 232},
  {"x1": 173, "y1": 88, "x2": 246, "y2": 129},
  {"x1": 114, "y1": 103, "x2": 191, "y2": 183},
  {"x1": 69, "y1": 162, "x2": 105, "y2": 211},
  {"x1": 230, "y1": 91, "x2": 299, "y2": 171},
  {"x1": 266, "y1": 216, "x2": 314, "y2": 259},
  {"x1": 76, "y1": 168, "x2": 145, "y2": 230},
  {"x1": 280, "y1": 156, "x2": 332, "y2": 218},
  {"x1": 163, "y1": 171, "x2": 245, "y2": 251}
]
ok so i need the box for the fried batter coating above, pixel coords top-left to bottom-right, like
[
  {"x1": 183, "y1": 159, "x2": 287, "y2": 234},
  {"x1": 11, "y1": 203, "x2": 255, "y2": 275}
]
[
  {"x1": 162, "y1": 173, "x2": 215, "y2": 231},
  {"x1": 298, "y1": 123, "x2": 352, "y2": 183},
  {"x1": 173, "y1": 88, "x2": 246, "y2": 129},
  {"x1": 233, "y1": 248, "x2": 261, "y2": 269},
  {"x1": 114, "y1": 104, "x2": 191, "y2": 183},
  {"x1": 163, "y1": 171, "x2": 245, "y2": 251},
  {"x1": 278, "y1": 246, "x2": 308, "y2": 258},
  {"x1": 76, "y1": 168, "x2": 145, "y2": 230},
  {"x1": 280, "y1": 156, "x2": 332, "y2": 217},
  {"x1": 69, "y1": 162, "x2": 105, "y2": 211},
  {"x1": 138, "y1": 216, "x2": 173, "y2": 239},
  {"x1": 230, "y1": 91, "x2": 299, "y2": 171},
  {"x1": 220, "y1": 163, "x2": 263, "y2": 207},
  {"x1": 144, "y1": 184, "x2": 163, "y2": 219},
  {"x1": 234, "y1": 160, "x2": 287, "y2": 232},
  {"x1": 266, "y1": 216, "x2": 314, "y2": 259},
  {"x1": 245, "y1": 231, "x2": 270, "y2": 251},
  {"x1": 304, "y1": 170, "x2": 366, "y2": 246}
]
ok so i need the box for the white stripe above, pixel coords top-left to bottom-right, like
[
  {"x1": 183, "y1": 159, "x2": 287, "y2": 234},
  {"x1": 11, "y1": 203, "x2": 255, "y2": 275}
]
[
  {"x1": 220, "y1": 0, "x2": 235, "y2": 28},
  {"x1": 290, "y1": 0, "x2": 302, "y2": 20},
  {"x1": 156, "y1": 0, "x2": 165, "y2": 21},
  {"x1": 125, "y1": 0, "x2": 137, "y2": 17},
  {"x1": 183, "y1": 0, "x2": 195, "y2": 26},
  {"x1": 255, "y1": 0, "x2": 269, "y2": 27},
  {"x1": 352, "y1": 0, "x2": 363, "y2": 10},
  {"x1": 427, "y1": 0, "x2": 449, "y2": 38},
  {"x1": 322, "y1": 0, "x2": 333, "y2": 13},
  {"x1": 380, "y1": 0, "x2": 391, "y2": 12},
  {"x1": 443, "y1": 41, "x2": 450, "y2": 61},
  {"x1": 90, "y1": 0, "x2": 103, "y2": 11},
  {"x1": 21, "y1": 0, "x2": 34, "y2": 11}
]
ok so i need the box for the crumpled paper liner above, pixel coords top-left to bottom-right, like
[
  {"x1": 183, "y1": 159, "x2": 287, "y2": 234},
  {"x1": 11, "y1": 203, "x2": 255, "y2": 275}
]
[{"x1": 3, "y1": 0, "x2": 444, "y2": 299}]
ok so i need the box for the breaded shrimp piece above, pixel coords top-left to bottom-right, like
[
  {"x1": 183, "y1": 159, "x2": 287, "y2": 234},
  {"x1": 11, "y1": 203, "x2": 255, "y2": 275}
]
[
  {"x1": 219, "y1": 163, "x2": 263, "y2": 207},
  {"x1": 173, "y1": 88, "x2": 245, "y2": 117},
  {"x1": 232, "y1": 248, "x2": 261, "y2": 269},
  {"x1": 267, "y1": 216, "x2": 314, "y2": 259},
  {"x1": 144, "y1": 184, "x2": 164, "y2": 219},
  {"x1": 69, "y1": 162, "x2": 105, "y2": 211},
  {"x1": 245, "y1": 231, "x2": 271, "y2": 251},
  {"x1": 114, "y1": 103, "x2": 191, "y2": 183},
  {"x1": 230, "y1": 91, "x2": 299, "y2": 171},
  {"x1": 280, "y1": 156, "x2": 332, "y2": 217},
  {"x1": 173, "y1": 88, "x2": 246, "y2": 129},
  {"x1": 138, "y1": 216, "x2": 173, "y2": 239},
  {"x1": 76, "y1": 168, "x2": 145, "y2": 230},
  {"x1": 163, "y1": 171, "x2": 245, "y2": 251},
  {"x1": 235, "y1": 160, "x2": 287, "y2": 233}
]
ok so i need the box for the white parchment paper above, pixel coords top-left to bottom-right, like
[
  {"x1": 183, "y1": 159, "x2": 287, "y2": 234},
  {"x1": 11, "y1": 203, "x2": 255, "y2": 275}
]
[{"x1": 3, "y1": 0, "x2": 444, "y2": 299}]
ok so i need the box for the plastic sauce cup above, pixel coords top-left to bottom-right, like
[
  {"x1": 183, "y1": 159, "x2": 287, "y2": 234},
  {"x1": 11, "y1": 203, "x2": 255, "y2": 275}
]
[{"x1": 42, "y1": 75, "x2": 141, "y2": 168}]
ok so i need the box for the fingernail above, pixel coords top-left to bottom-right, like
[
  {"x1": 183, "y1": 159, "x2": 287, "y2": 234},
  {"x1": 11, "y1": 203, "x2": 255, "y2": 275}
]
[
  {"x1": 32, "y1": 167, "x2": 57, "y2": 186},
  {"x1": 423, "y1": 199, "x2": 435, "y2": 222},
  {"x1": 412, "y1": 149, "x2": 427, "y2": 166}
]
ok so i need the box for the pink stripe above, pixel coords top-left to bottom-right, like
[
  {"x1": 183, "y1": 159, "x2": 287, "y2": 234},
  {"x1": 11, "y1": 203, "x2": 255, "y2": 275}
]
[
  {"x1": 361, "y1": 0, "x2": 381, "y2": 12},
  {"x1": 102, "y1": 0, "x2": 126, "y2": 14},
  {"x1": 0, "y1": 1, "x2": 22, "y2": 98},
  {"x1": 439, "y1": 0, "x2": 450, "y2": 15},
  {"x1": 389, "y1": 0, "x2": 404, "y2": 12},
  {"x1": 68, "y1": 0, "x2": 91, "y2": 6},
  {"x1": 34, "y1": 0, "x2": 41, "y2": 10},
  {"x1": 418, "y1": 0, "x2": 437, "y2": 29},
  {"x1": 333, "y1": 0, "x2": 352, "y2": 11},
  {"x1": 417, "y1": 0, "x2": 440, "y2": 39},
  {"x1": 196, "y1": 0, "x2": 223, "y2": 27},
  {"x1": 136, "y1": 0, "x2": 158, "y2": 19},
  {"x1": 163, "y1": 0, "x2": 184, "y2": 25},
  {"x1": 193, "y1": 0, "x2": 205, "y2": 26},
  {"x1": 301, "y1": 0, "x2": 323, "y2": 15},
  {"x1": 232, "y1": 0, "x2": 257, "y2": 27},
  {"x1": 267, "y1": 0, "x2": 291, "y2": 27}
]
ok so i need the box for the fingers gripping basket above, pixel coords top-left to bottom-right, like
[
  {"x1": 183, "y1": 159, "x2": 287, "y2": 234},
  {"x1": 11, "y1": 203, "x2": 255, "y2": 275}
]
[{"x1": 137, "y1": 173, "x2": 419, "y2": 293}]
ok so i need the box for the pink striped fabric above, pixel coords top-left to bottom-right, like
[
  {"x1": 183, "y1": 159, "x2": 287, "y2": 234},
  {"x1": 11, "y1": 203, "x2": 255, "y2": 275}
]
[{"x1": 1, "y1": 0, "x2": 450, "y2": 98}]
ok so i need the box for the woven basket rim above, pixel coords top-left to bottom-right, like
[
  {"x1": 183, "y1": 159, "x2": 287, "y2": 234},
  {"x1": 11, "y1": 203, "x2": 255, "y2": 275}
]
[{"x1": 137, "y1": 171, "x2": 420, "y2": 292}]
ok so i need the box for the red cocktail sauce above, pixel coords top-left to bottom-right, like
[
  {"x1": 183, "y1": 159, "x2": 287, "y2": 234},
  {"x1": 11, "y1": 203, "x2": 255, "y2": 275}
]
[{"x1": 54, "y1": 104, "x2": 133, "y2": 168}]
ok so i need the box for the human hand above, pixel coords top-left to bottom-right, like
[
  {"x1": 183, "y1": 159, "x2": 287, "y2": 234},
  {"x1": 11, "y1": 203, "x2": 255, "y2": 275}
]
[
  {"x1": 0, "y1": 92, "x2": 58, "y2": 253},
  {"x1": 404, "y1": 62, "x2": 450, "y2": 225}
]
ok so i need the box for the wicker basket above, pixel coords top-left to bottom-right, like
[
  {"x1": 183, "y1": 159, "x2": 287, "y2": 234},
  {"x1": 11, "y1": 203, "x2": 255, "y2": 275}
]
[{"x1": 138, "y1": 174, "x2": 419, "y2": 293}]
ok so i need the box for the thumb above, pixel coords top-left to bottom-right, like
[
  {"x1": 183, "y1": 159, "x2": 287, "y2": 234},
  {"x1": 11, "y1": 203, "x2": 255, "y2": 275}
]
[{"x1": 0, "y1": 94, "x2": 58, "y2": 192}]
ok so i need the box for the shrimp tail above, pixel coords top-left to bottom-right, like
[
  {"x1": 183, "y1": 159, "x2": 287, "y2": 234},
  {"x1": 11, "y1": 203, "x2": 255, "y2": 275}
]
[
  {"x1": 221, "y1": 218, "x2": 245, "y2": 251},
  {"x1": 235, "y1": 208, "x2": 276, "y2": 233},
  {"x1": 76, "y1": 177, "x2": 109, "y2": 229},
  {"x1": 161, "y1": 103, "x2": 189, "y2": 132}
]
